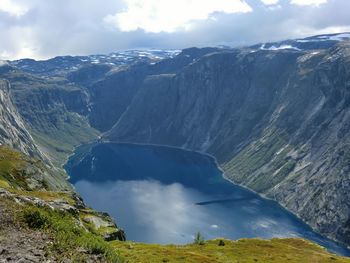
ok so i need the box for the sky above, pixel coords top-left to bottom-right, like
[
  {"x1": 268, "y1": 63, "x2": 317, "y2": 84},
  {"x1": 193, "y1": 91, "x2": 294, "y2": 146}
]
[{"x1": 0, "y1": 0, "x2": 350, "y2": 60}]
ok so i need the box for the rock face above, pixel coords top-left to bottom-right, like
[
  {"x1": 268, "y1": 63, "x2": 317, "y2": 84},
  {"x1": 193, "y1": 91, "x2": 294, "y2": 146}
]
[
  {"x1": 105, "y1": 42, "x2": 350, "y2": 246},
  {"x1": 0, "y1": 79, "x2": 40, "y2": 157},
  {"x1": 88, "y1": 47, "x2": 221, "y2": 132},
  {"x1": 0, "y1": 65, "x2": 99, "y2": 167}
]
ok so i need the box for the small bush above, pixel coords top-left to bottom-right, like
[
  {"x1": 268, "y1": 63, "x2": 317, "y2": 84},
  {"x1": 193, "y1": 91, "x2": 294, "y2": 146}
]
[
  {"x1": 193, "y1": 232, "x2": 205, "y2": 245},
  {"x1": 22, "y1": 209, "x2": 49, "y2": 229},
  {"x1": 218, "y1": 239, "x2": 225, "y2": 246}
]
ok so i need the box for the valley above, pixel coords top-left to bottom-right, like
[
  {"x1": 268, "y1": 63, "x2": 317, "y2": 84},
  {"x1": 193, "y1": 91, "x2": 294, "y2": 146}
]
[{"x1": 0, "y1": 32, "x2": 350, "y2": 261}]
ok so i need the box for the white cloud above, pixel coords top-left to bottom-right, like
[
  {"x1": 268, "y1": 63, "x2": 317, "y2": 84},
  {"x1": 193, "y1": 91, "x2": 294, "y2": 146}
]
[
  {"x1": 261, "y1": 0, "x2": 279, "y2": 5},
  {"x1": 0, "y1": 0, "x2": 28, "y2": 17},
  {"x1": 290, "y1": 0, "x2": 328, "y2": 6},
  {"x1": 105, "y1": 0, "x2": 252, "y2": 33},
  {"x1": 0, "y1": 0, "x2": 349, "y2": 60}
]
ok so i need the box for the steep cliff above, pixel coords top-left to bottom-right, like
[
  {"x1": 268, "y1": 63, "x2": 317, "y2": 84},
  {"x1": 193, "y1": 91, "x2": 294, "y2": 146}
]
[
  {"x1": 0, "y1": 78, "x2": 40, "y2": 157},
  {"x1": 88, "y1": 47, "x2": 221, "y2": 132},
  {"x1": 105, "y1": 42, "x2": 350, "y2": 246},
  {"x1": 0, "y1": 66, "x2": 98, "y2": 167}
]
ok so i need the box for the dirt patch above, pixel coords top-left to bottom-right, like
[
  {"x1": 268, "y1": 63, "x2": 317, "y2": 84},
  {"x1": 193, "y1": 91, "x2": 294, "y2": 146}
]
[{"x1": 0, "y1": 199, "x2": 53, "y2": 262}]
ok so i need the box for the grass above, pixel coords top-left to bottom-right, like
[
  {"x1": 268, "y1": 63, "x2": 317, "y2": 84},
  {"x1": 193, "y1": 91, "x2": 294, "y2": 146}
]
[
  {"x1": 31, "y1": 116, "x2": 99, "y2": 168},
  {"x1": 0, "y1": 146, "x2": 57, "y2": 191},
  {"x1": 0, "y1": 146, "x2": 28, "y2": 189},
  {"x1": 112, "y1": 238, "x2": 350, "y2": 263},
  {"x1": 13, "y1": 189, "x2": 76, "y2": 204},
  {"x1": 0, "y1": 146, "x2": 124, "y2": 261},
  {"x1": 18, "y1": 204, "x2": 124, "y2": 262},
  {"x1": 223, "y1": 127, "x2": 295, "y2": 192}
]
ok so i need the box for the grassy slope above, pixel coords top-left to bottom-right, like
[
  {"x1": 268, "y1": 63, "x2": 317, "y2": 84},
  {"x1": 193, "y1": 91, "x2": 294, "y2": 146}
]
[
  {"x1": 0, "y1": 146, "x2": 123, "y2": 262},
  {"x1": 1, "y1": 197, "x2": 124, "y2": 262},
  {"x1": 223, "y1": 127, "x2": 296, "y2": 193},
  {"x1": 31, "y1": 117, "x2": 99, "y2": 167},
  {"x1": 112, "y1": 239, "x2": 350, "y2": 263}
]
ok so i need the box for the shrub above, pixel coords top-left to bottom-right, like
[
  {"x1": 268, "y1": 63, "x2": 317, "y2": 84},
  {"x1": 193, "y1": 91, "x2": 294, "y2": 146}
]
[
  {"x1": 22, "y1": 209, "x2": 49, "y2": 229},
  {"x1": 193, "y1": 232, "x2": 205, "y2": 245},
  {"x1": 218, "y1": 239, "x2": 225, "y2": 246}
]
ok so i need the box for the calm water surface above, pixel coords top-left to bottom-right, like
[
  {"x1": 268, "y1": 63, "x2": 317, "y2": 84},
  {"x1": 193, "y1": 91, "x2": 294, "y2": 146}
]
[{"x1": 66, "y1": 143, "x2": 350, "y2": 256}]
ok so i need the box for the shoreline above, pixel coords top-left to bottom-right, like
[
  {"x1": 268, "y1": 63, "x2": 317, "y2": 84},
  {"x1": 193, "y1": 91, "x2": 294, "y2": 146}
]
[{"x1": 64, "y1": 140, "x2": 350, "y2": 254}]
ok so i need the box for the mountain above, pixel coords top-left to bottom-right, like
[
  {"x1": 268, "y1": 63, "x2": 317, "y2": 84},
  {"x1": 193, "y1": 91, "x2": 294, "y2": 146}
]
[
  {"x1": 8, "y1": 49, "x2": 180, "y2": 77},
  {"x1": 251, "y1": 32, "x2": 350, "y2": 51},
  {"x1": 0, "y1": 33, "x2": 349, "y2": 251},
  {"x1": 104, "y1": 38, "x2": 350, "y2": 246}
]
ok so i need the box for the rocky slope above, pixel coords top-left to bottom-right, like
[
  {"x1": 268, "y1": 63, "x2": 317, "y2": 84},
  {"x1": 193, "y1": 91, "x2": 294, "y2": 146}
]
[
  {"x1": 105, "y1": 41, "x2": 350, "y2": 246},
  {"x1": 0, "y1": 63, "x2": 99, "y2": 167},
  {"x1": 0, "y1": 78, "x2": 42, "y2": 158},
  {"x1": 0, "y1": 146, "x2": 125, "y2": 262}
]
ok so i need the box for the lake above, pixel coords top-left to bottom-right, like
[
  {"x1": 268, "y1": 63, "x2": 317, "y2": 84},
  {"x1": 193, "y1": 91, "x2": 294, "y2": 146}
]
[{"x1": 65, "y1": 142, "x2": 350, "y2": 256}]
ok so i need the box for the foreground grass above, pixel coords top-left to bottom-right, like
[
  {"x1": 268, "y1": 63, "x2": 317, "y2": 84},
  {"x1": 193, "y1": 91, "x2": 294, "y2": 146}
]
[
  {"x1": 16, "y1": 203, "x2": 124, "y2": 262},
  {"x1": 112, "y1": 238, "x2": 350, "y2": 263},
  {"x1": 0, "y1": 146, "x2": 124, "y2": 262}
]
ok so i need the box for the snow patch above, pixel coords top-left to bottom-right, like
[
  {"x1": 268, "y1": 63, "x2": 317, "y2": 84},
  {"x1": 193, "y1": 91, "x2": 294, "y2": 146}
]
[
  {"x1": 297, "y1": 33, "x2": 350, "y2": 43},
  {"x1": 328, "y1": 33, "x2": 350, "y2": 41},
  {"x1": 260, "y1": 44, "x2": 300, "y2": 51}
]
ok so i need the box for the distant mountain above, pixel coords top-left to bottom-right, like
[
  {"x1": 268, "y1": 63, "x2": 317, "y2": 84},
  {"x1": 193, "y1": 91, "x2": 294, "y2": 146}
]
[
  {"x1": 8, "y1": 49, "x2": 180, "y2": 77},
  {"x1": 251, "y1": 32, "x2": 350, "y2": 51}
]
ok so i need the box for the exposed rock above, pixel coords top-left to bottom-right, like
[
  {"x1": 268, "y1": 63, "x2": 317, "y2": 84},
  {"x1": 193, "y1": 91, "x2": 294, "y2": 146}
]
[
  {"x1": 104, "y1": 229, "x2": 126, "y2": 242},
  {"x1": 0, "y1": 79, "x2": 40, "y2": 158},
  {"x1": 83, "y1": 214, "x2": 126, "y2": 241}
]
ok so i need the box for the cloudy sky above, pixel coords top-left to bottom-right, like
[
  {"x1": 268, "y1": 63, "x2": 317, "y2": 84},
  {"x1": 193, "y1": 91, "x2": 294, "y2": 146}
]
[{"x1": 0, "y1": 0, "x2": 350, "y2": 60}]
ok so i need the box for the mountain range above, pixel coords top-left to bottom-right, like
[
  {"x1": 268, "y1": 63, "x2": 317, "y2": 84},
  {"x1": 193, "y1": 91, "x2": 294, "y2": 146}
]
[{"x1": 0, "y1": 32, "x2": 349, "y2": 249}]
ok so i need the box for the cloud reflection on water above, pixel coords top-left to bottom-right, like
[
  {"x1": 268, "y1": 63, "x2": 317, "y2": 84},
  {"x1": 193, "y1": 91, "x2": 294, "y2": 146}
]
[{"x1": 74, "y1": 179, "x2": 306, "y2": 244}]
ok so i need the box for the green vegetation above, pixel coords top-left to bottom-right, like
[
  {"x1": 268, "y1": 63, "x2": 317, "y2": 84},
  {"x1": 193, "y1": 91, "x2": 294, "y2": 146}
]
[
  {"x1": 31, "y1": 117, "x2": 99, "y2": 168},
  {"x1": 0, "y1": 146, "x2": 124, "y2": 261},
  {"x1": 218, "y1": 239, "x2": 225, "y2": 246},
  {"x1": 193, "y1": 232, "x2": 205, "y2": 245},
  {"x1": 0, "y1": 146, "x2": 69, "y2": 191},
  {"x1": 0, "y1": 146, "x2": 28, "y2": 190},
  {"x1": 18, "y1": 205, "x2": 124, "y2": 262},
  {"x1": 223, "y1": 128, "x2": 297, "y2": 192},
  {"x1": 112, "y1": 238, "x2": 350, "y2": 263}
]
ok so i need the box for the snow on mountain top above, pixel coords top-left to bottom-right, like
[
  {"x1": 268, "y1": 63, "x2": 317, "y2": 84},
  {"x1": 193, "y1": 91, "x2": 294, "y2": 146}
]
[
  {"x1": 260, "y1": 44, "x2": 301, "y2": 51},
  {"x1": 297, "y1": 32, "x2": 350, "y2": 42}
]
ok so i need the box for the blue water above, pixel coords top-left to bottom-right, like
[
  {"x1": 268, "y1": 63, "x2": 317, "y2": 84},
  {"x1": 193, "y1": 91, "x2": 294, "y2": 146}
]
[{"x1": 66, "y1": 142, "x2": 350, "y2": 256}]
